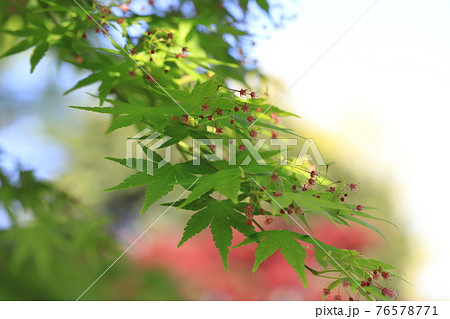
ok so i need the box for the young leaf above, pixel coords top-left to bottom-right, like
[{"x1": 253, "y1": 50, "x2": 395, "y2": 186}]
[
  {"x1": 178, "y1": 209, "x2": 213, "y2": 247},
  {"x1": 106, "y1": 172, "x2": 153, "y2": 191},
  {"x1": 140, "y1": 169, "x2": 176, "y2": 214},
  {"x1": 30, "y1": 41, "x2": 49, "y2": 73},
  {"x1": 210, "y1": 213, "x2": 233, "y2": 271}
]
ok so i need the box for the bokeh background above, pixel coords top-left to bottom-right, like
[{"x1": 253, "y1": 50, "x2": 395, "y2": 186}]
[{"x1": 1, "y1": 0, "x2": 448, "y2": 300}]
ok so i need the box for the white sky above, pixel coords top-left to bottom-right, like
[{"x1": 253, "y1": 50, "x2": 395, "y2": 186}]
[{"x1": 256, "y1": 0, "x2": 450, "y2": 300}]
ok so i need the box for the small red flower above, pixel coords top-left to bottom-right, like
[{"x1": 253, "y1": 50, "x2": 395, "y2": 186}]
[
  {"x1": 180, "y1": 52, "x2": 187, "y2": 58},
  {"x1": 181, "y1": 115, "x2": 189, "y2": 124},
  {"x1": 264, "y1": 217, "x2": 273, "y2": 225},
  {"x1": 310, "y1": 170, "x2": 317, "y2": 178},
  {"x1": 302, "y1": 184, "x2": 308, "y2": 192},
  {"x1": 129, "y1": 71, "x2": 135, "y2": 77},
  {"x1": 216, "y1": 128, "x2": 223, "y2": 134},
  {"x1": 356, "y1": 205, "x2": 363, "y2": 211},
  {"x1": 208, "y1": 144, "x2": 216, "y2": 152},
  {"x1": 247, "y1": 116, "x2": 255, "y2": 123},
  {"x1": 167, "y1": 32, "x2": 173, "y2": 39},
  {"x1": 216, "y1": 108, "x2": 223, "y2": 115},
  {"x1": 230, "y1": 119, "x2": 235, "y2": 124},
  {"x1": 239, "y1": 88, "x2": 247, "y2": 97},
  {"x1": 334, "y1": 295, "x2": 342, "y2": 301},
  {"x1": 381, "y1": 288, "x2": 397, "y2": 299},
  {"x1": 239, "y1": 144, "x2": 246, "y2": 152},
  {"x1": 342, "y1": 280, "x2": 350, "y2": 287},
  {"x1": 234, "y1": 106, "x2": 239, "y2": 112},
  {"x1": 182, "y1": 46, "x2": 188, "y2": 52},
  {"x1": 242, "y1": 103, "x2": 249, "y2": 112},
  {"x1": 250, "y1": 91, "x2": 258, "y2": 99},
  {"x1": 202, "y1": 103, "x2": 209, "y2": 112},
  {"x1": 118, "y1": 18, "x2": 124, "y2": 24},
  {"x1": 329, "y1": 186, "x2": 336, "y2": 193},
  {"x1": 207, "y1": 115, "x2": 213, "y2": 121},
  {"x1": 244, "y1": 205, "x2": 253, "y2": 213},
  {"x1": 272, "y1": 131, "x2": 278, "y2": 139},
  {"x1": 130, "y1": 49, "x2": 136, "y2": 55},
  {"x1": 350, "y1": 183, "x2": 358, "y2": 191},
  {"x1": 246, "y1": 219, "x2": 252, "y2": 226},
  {"x1": 274, "y1": 191, "x2": 282, "y2": 197},
  {"x1": 259, "y1": 208, "x2": 264, "y2": 214},
  {"x1": 308, "y1": 178, "x2": 315, "y2": 185},
  {"x1": 381, "y1": 272, "x2": 391, "y2": 281},
  {"x1": 292, "y1": 185, "x2": 297, "y2": 190},
  {"x1": 120, "y1": 3, "x2": 129, "y2": 12},
  {"x1": 322, "y1": 288, "x2": 331, "y2": 296},
  {"x1": 249, "y1": 130, "x2": 258, "y2": 139},
  {"x1": 270, "y1": 173, "x2": 279, "y2": 182}
]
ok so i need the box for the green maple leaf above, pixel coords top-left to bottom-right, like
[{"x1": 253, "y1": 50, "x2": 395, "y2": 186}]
[
  {"x1": 178, "y1": 198, "x2": 255, "y2": 271},
  {"x1": 235, "y1": 230, "x2": 308, "y2": 286},
  {"x1": 181, "y1": 169, "x2": 242, "y2": 207}
]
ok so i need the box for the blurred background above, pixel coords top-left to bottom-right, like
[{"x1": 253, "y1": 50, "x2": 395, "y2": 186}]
[{"x1": 1, "y1": 0, "x2": 447, "y2": 300}]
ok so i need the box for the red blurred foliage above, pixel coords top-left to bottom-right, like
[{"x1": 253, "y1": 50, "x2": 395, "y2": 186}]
[{"x1": 128, "y1": 217, "x2": 378, "y2": 300}]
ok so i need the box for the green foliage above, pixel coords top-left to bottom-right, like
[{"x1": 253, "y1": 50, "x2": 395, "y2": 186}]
[{"x1": 0, "y1": 0, "x2": 400, "y2": 300}]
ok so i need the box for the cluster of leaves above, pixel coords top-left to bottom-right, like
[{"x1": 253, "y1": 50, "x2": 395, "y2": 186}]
[{"x1": 0, "y1": 0, "x2": 399, "y2": 300}]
